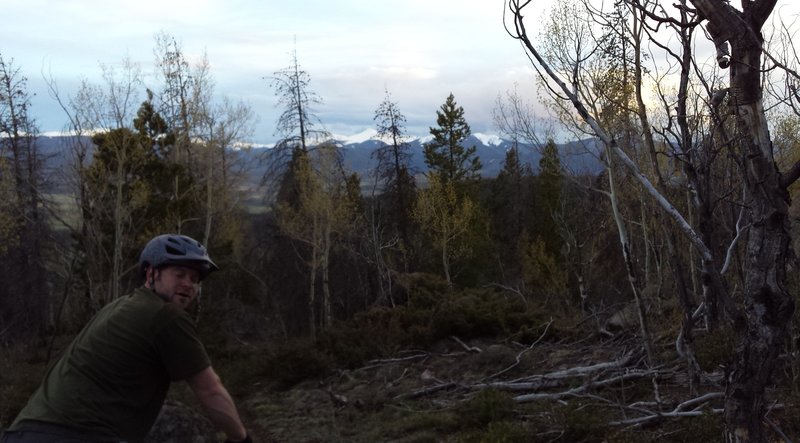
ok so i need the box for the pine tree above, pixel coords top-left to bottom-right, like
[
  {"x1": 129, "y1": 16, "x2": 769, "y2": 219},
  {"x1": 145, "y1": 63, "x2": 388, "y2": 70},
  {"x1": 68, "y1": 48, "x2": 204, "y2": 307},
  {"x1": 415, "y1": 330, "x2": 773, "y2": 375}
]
[
  {"x1": 373, "y1": 89, "x2": 416, "y2": 248},
  {"x1": 490, "y1": 144, "x2": 533, "y2": 285},
  {"x1": 423, "y1": 93, "x2": 482, "y2": 185},
  {"x1": 0, "y1": 53, "x2": 50, "y2": 340},
  {"x1": 81, "y1": 97, "x2": 195, "y2": 302},
  {"x1": 534, "y1": 138, "x2": 564, "y2": 261}
]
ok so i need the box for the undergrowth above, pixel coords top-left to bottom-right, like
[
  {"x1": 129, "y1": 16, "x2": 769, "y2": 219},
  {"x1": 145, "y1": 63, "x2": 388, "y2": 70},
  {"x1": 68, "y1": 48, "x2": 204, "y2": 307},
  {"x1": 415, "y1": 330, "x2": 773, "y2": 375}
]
[{"x1": 256, "y1": 275, "x2": 575, "y2": 389}]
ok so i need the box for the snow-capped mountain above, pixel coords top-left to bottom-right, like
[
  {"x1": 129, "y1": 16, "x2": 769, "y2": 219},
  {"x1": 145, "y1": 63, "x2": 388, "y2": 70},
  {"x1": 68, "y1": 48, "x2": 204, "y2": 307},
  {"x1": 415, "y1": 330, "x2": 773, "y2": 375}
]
[
  {"x1": 249, "y1": 130, "x2": 603, "y2": 180},
  {"x1": 32, "y1": 131, "x2": 604, "y2": 192}
]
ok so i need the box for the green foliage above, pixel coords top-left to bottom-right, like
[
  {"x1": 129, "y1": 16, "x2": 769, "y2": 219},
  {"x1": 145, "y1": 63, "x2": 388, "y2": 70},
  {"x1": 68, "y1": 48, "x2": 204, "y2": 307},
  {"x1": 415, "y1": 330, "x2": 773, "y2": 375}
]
[
  {"x1": 0, "y1": 158, "x2": 19, "y2": 255},
  {"x1": 431, "y1": 289, "x2": 533, "y2": 339},
  {"x1": 450, "y1": 390, "x2": 529, "y2": 443},
  {"x1": 79, "y1": 96, "x2": 198, "y2": 298},
  {"x1": 458, "y1": 421, "x2": 530, "y2": 443},
  {"x1": 413, "y1": 173, "x2": 477, "y2": 285},
  {"x1": 458, "y1": 389, "x2": 517, "y2": 428},
  {"x1": 555, "y1": 403, "x2": 610, "y2": 442},
  {"x1": 0, "y1": 353, "x2": 42, "y2": 429},
  {"x1": 423, "y1": 93, "x2": 482, "y2": 184},
  {"x1": 390, "y1": 409, "x2": 459, "y2": 440},
  {"x1": 694, "y1": 325, "x2": 735, "y2": 372},
  {"x1": 303, "y1": 287, "x2": 532, "y2": 375},
  {"x1": 488, "y1": 147, "x2": 534, "y2": 285},
  {"x1": 533, "y1": 138, "x2": 565, "y2": 262},
  {"x1": 373, "y1": 88, "x2": 417, "y2": 253},
  {"x1": 519, "y1": 233, "x2": 568, "y2": 301},
  {"x1": 609, "y1": 412, "x2": 723, "y2": 442},
  {"x1": 203, "y1": 345, "x2": 265, "y2": 398},
  {"x1": 257, "y1": 277, "x2": 558, "y2": 383},
  {"x1": 0, "y1": 54, "x2": 51, "y2": 340},
  {"x1": 318, "y1": 307, "x2": 411, "y2": 368},
  {"x1": 260, "y1": 340, "x2": 331, "y2": 390}
]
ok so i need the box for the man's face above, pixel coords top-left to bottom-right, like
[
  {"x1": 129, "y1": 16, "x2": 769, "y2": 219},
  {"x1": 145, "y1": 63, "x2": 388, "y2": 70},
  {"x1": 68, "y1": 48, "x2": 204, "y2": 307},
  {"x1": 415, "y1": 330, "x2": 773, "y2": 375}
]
[{"x1": 146, "y1": 265, "x2": 201, "y2": 309}]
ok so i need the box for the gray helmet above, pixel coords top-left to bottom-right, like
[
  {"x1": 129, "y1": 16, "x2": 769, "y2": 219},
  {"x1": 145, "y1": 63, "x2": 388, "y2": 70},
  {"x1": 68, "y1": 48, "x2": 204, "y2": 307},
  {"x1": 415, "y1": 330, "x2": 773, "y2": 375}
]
[{"x1": 139, "y1": 234, "x2": 218, "y2": 280}]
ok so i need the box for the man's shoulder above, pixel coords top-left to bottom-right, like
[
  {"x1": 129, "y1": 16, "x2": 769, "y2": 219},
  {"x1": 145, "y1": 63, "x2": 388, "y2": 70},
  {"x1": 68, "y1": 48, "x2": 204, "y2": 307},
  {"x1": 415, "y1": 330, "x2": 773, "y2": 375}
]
[{"x1": 108, "y1": 288, "x2": 189, "y2": 331}]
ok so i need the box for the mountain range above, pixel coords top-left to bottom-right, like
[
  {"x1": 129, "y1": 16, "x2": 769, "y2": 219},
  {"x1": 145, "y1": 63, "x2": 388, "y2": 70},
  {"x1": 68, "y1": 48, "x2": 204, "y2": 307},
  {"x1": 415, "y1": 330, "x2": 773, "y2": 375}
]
[
  {"x1": 34, "y1": 130, "x2": 604, "y2": 189},
  {"x1": 245, "y1": 129, "x2": 604, "y2": 181}
]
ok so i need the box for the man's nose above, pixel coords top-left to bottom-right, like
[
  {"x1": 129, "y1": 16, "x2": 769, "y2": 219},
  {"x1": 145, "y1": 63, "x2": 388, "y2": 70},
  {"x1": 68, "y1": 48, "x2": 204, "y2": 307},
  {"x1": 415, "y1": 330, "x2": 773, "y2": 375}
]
[{"x1": 179, "y1": 276, "x2": 199, "y2": 288}]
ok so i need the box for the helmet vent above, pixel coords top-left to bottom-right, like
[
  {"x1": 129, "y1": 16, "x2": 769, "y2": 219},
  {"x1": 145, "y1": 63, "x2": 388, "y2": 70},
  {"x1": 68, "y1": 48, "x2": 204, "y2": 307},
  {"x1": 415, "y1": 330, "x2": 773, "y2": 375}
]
[{"x1": 165, "y1": 244, "x2": 184, "y2": 255}]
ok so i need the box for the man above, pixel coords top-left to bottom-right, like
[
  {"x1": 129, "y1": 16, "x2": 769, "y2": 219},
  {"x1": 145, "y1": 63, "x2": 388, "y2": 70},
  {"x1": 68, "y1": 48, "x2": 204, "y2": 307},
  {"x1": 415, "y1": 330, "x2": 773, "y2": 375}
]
[{"x1": 2, "y1": 234, "x2": 252, "y2": 443}]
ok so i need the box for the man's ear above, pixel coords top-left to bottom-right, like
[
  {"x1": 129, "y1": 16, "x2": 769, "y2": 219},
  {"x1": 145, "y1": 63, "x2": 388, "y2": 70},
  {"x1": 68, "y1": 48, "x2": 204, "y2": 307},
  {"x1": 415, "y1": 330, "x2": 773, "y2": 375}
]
[{"x1": 144, "y1": 266, "x2": 156, "y2": 288}]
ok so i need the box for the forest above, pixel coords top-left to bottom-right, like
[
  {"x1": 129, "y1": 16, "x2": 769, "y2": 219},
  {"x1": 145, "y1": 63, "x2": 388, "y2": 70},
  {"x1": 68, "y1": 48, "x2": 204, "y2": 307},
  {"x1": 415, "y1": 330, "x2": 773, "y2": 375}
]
[{"x1": 3, "y1": 0, "x2": 800, "y2": 441}]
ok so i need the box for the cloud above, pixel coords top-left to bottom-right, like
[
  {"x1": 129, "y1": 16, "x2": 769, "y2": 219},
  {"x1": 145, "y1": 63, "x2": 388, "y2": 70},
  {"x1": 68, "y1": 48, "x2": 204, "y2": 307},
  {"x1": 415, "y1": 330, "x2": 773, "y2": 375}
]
[{"x1": 0, "y1": 0, "x2": 580, "y2": 143}]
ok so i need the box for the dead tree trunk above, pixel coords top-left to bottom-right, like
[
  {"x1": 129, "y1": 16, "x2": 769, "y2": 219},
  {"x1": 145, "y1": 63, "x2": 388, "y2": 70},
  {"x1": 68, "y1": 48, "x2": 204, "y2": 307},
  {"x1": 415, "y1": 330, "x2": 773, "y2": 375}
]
[{"x1": 688, "y1": 1, "x2": 795, "y2": 441}]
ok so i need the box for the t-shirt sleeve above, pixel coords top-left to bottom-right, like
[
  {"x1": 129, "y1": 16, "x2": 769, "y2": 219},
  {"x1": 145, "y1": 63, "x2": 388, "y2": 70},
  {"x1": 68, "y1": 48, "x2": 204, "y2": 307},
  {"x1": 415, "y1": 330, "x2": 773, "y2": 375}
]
[{"x1": 154, "y1": 307, "x2": 211, "y2": 381}]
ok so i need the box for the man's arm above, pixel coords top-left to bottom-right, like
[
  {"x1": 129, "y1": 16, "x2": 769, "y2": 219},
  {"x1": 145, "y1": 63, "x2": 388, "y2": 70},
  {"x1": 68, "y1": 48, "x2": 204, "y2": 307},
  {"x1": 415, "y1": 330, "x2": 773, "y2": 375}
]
[{"x1": 186, "y1": 366, "x2": 249, "y2": 442}]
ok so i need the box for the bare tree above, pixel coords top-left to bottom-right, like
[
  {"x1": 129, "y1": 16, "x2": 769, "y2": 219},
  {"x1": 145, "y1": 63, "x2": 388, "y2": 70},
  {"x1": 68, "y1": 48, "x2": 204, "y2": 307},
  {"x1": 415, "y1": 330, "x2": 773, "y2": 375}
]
[
  {"x1": 506, "y1": 0, "x2": 800, "y2": 439},
  {"x1": 275, "y1": 144, "x2": 356, "y2": 335},
  {"x1": 0, "y1": 53, "x2": 50, "y2": 340},
  {"x1": 43, "y1": 57, "x2": 145, "y2": 306},
  {"x1": 412, "y1": 172, "x2": 476, "y2": 287},
  {"x1": 264, "y1": 45, "x2": 329, "y2": 196},
  {"x1": 154, "y1": 32, "x2": 195, "y2": 165}
]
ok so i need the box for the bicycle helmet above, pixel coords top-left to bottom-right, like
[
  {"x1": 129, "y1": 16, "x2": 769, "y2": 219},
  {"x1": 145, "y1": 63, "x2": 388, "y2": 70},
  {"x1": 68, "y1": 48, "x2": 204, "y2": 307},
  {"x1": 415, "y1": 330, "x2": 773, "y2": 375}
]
[{"x1": 139, "y1": 234, "x2": 218, "y2": 280}]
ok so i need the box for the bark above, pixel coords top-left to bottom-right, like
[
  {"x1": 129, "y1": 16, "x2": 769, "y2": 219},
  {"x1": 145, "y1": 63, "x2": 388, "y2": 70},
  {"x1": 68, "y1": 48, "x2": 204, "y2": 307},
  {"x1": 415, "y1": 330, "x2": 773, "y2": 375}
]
[
  {"x1": 322, "y1": 221, "x2": 332, "y2": 329},
  {"x1": 724, "y1": 101, "x2": 794, "y2": 442},
  {"x1": 686, "y1": 1, "x2": 794, "y2": 441},
  {"x1": 606, "y1": 146, "x2": 655, "y2": 365}
]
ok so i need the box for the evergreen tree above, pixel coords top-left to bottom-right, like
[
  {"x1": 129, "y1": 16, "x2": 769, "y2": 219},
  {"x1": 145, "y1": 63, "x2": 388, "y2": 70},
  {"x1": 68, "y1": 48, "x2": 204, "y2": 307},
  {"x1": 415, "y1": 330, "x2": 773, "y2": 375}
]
[
  {"x1": 423, "y1": 93, "x2": 482, "y2": 185},
  {"x1": 0, "y1": 53, "x2": 50, "y2": 340},
  {"x1": 372, "y1": 89, "x2": 416, "y2": 251},
  {"x1": 267, "y1": 47, "x2": 328, "y2": 176},
  {"x1": 81, "y1": 98, "x2": 195, "y2": 302},
  {"x1": 534, "y1": 138, "x2": 564, "y2": 261},
  {"x1": 490, "y1": 144, "x2": 533, "y2": 285}
]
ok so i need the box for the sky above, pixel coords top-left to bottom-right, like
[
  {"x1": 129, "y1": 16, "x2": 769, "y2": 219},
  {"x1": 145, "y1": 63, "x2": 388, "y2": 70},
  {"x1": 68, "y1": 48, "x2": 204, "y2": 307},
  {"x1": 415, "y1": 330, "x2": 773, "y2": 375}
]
[
  {"x1": 0, "y1": 0, "x2": 546, "y2": 145},
  {"x1": 3, "y1": 1, "x2": 799, "y2": 145}
]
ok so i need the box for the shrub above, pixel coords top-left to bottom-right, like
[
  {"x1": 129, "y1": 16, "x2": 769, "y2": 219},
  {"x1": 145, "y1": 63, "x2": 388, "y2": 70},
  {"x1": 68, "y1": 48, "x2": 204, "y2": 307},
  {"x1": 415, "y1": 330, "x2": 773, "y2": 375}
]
[
  {"x1": 318, "y1": 307, "x2": 407, "y2": 368},
  {"x1": 459, "y1": 421, "x2": 530, "y2": 443},
  {"x1": 261, "y1": 340, "x2": 331, "y2": 389},
  {"x1": 457, "y1": 389, "x2": 517, "y2": 428},
  {"x1": 556, "y1": 403, "x2": 609, "y2": 442},
  {"x1": 694, "y1": 324, "x2": 735, "y2": 372}
]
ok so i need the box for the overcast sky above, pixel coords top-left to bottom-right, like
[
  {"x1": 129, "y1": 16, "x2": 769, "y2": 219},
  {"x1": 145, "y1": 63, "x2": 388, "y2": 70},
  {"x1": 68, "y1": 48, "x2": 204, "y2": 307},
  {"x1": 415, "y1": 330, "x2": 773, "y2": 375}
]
[
  {"x1": 2, "y1": 1, "x2": 799, "y2": 144},
  {"x1": 1, "y1": 0, "x2": 548, "y2": 144}
]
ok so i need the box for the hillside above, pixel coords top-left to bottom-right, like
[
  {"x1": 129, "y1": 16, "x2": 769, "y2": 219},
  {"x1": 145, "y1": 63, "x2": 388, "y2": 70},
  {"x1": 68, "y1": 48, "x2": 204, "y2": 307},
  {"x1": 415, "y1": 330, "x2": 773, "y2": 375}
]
[{"x1": 3, "y1": 282, "x2": 749, "y2": 443}]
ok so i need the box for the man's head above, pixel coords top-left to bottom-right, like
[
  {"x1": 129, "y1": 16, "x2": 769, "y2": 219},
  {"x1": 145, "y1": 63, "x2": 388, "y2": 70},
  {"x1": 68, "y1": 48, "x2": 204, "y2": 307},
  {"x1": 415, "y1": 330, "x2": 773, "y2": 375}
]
[
  {"x1": 139, "y1": 234, "x2": 218, "y2": 308},
  {"x1": 144, "y1": 265, "x2": 201, "y2": 309}
]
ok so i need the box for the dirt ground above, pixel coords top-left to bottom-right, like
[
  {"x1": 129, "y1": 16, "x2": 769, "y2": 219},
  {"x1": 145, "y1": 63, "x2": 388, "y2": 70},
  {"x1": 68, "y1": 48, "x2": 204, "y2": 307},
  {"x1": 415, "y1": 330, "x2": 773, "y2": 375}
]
[{"x1": 233, "y1": 335, "x2": 744, "y2": 442}]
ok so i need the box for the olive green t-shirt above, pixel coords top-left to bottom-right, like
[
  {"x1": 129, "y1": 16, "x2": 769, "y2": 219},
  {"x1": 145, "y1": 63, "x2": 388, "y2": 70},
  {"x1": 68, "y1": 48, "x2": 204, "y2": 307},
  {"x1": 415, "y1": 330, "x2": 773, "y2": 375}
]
[{"x1": 11, "y1": 288, "x2": 211, "y2": 442}]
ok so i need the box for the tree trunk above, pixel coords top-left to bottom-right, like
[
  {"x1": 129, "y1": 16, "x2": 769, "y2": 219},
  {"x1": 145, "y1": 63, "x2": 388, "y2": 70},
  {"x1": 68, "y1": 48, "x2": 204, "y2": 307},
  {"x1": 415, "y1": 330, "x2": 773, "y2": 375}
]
[
  {"x1": 321, "y1": 221, "x2": 333, "y2": 330},
  {"x1": 606, "y1": 147, "x2": 655, "y2": 365},
  {"x1": 112, "y1": 148, "x2": 125, "y2": 302},
  {"x1": 695, "y1": 1, "x2": 796, "y2": 439},
  {"x1": 724, "y1": 102, "x2": 794, "y2": 443},
  {"x1": 203, "y1": 138, "x2": 214, "y2": 246},
  {"x1": 507, "y1": 1, "x2": 794, "y2": 437}
]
